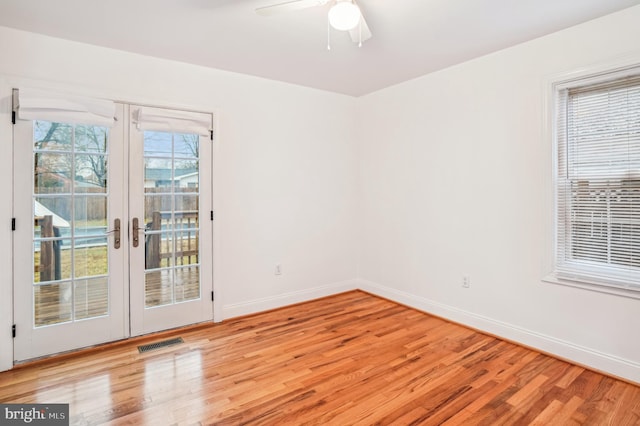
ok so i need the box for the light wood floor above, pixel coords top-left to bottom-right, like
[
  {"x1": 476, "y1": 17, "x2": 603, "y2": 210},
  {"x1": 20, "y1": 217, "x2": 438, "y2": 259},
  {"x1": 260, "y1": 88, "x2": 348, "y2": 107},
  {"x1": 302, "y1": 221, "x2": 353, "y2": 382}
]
[{"x1": 1, "y1": 291, "x2": 639, "y2": 425}]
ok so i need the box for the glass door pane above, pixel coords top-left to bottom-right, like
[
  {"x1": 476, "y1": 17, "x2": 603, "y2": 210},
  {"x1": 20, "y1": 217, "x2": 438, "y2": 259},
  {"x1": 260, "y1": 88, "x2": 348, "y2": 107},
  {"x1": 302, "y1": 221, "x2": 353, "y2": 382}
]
[
  {"x1": 32, "y1": 121, "x2": 110, "y2": 326},
  {"x1": 143, "y1": 131, "x2": 201, "y2": 307}
]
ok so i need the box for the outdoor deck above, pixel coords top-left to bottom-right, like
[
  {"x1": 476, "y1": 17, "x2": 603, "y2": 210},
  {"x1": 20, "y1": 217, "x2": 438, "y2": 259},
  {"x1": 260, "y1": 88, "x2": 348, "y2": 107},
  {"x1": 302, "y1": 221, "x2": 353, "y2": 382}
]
[{"x1": 33, "y1": 211, "x2": 200, "y2": 326}]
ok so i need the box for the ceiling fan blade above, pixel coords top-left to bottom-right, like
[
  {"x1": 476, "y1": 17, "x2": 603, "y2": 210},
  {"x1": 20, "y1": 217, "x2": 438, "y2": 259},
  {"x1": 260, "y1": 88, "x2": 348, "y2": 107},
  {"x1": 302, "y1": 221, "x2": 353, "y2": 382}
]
[
  {"x1": 348, "y1": 13, "x2": 372, "y2": 43},
  {"x1": 256, "y1": 0, "x2": 330, "y2": 16}
]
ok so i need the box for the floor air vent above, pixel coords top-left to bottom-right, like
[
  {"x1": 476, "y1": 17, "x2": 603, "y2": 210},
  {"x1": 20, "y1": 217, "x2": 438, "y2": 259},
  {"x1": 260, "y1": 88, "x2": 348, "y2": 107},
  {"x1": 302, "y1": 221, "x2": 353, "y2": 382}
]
[{"x1": 138, "y1": 337, "x2": 184, "y2": 353}]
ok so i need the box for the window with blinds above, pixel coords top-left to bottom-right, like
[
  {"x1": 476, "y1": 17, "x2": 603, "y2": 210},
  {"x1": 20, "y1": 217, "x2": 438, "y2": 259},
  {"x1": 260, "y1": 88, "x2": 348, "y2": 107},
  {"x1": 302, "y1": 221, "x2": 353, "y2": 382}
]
[{"x1": 555, "y1": 69, "x2": 640, "y2": 291}]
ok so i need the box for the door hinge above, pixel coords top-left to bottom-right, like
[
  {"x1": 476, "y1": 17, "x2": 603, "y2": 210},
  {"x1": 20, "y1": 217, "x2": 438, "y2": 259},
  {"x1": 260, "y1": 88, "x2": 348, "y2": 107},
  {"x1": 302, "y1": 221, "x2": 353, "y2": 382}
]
[
  {"x1": 211, "y1": 291, "x2": 215, "y2": 302},
  {"x1": 210, "y1": 130, "x2": 214, "y2": 141},
  {"x1": 12, "y1": 324, "x2": 16, "y2": 338},
  {"x1": 210, "y1": 210, "x2": 214, "y2": 221},
  {"x1": 11, "y1": 218, "x2": 15, "y2": 231},
  {"x1": 12, "y1": 88, "x2": 18, "y2": 124}
]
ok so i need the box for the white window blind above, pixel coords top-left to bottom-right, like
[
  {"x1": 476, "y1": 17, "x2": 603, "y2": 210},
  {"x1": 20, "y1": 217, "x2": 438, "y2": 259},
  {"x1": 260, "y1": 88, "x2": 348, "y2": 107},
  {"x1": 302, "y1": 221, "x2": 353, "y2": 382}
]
[
  {"x1": 13, "y1": 88, "x2": 116, "y2": 127},
  {"x1": 132, "y1": 106, "x2": 212, "y2": 136},
  {"x1": 555, "y1": 71, "x2": 640, "y2": 290}
]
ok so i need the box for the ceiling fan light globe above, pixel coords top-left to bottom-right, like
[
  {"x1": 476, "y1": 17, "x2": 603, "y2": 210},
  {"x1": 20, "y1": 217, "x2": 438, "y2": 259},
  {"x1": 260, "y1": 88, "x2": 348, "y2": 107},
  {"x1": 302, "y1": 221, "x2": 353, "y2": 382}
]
[{"x1": 328, "y1": 2, "x2": 361, "y2": 31}]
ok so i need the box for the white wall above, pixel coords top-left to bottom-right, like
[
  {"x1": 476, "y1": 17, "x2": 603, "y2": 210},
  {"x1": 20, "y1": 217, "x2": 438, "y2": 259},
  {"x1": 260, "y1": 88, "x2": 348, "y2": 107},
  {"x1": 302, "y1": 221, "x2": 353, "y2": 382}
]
[
  {"x1": 357, "y1": 5, "x2": 640, "y2": 383},
  {"x1": 0, "y1": 26, "x2": 359, "y2": 370}
]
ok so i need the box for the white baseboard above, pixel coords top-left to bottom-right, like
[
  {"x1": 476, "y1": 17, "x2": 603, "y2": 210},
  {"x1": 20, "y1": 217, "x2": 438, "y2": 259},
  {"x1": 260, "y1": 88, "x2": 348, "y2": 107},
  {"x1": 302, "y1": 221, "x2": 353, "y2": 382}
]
[
  {"x1": 358, "y1": 279, "x2": 640, "y2": 385},
  {"x1": 222, "y1": 279, "x2": 359, "y2": 319}
]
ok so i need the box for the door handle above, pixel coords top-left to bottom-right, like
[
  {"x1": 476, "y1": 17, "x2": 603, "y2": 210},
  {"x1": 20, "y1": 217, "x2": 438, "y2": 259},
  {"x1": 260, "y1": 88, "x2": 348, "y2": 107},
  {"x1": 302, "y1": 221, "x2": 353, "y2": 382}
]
[
  {"x1": 133, "y1": 217, "x2": 141, "y2": 248},
  {"x1": 106, "y1": 218, "x2": 121, "y2": 249}
]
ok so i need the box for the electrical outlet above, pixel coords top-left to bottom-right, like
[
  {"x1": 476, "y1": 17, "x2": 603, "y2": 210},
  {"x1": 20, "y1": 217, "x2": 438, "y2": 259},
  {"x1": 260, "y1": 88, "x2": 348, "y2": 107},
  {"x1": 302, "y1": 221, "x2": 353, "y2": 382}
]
[
  {"x1": 462, "y1": 275, "x2": 470, "y2": 288},
  {"x1": 275, "y1": 264, "x2": 282, "y2": 275}
]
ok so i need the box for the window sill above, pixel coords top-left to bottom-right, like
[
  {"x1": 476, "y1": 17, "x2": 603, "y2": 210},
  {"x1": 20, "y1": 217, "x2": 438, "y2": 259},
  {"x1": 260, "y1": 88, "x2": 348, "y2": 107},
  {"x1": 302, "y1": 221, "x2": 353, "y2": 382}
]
[{"x1": 542, "y1": 274, "x2": 640, "y2": 300}]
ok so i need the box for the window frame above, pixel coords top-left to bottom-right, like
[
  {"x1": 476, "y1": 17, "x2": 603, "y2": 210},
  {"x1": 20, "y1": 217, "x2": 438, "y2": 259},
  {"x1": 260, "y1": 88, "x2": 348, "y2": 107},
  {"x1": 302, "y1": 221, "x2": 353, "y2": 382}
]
[{"x1": 544, "y1": 61, "x2": 640, "y2": 299}]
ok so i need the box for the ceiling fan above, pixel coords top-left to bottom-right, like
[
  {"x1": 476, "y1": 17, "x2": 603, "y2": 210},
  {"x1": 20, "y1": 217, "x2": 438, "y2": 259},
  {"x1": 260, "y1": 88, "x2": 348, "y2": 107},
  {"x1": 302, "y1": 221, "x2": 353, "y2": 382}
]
[{"x1": 256, "y1": 0, "x2": 372, "y2": 47}]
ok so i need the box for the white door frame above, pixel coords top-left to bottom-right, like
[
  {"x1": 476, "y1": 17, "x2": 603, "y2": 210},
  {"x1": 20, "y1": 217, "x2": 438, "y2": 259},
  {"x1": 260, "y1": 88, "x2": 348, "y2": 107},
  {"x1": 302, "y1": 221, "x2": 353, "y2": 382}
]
[{"x1": 0, "y1": 79, "x2": 15, "y2": 372}]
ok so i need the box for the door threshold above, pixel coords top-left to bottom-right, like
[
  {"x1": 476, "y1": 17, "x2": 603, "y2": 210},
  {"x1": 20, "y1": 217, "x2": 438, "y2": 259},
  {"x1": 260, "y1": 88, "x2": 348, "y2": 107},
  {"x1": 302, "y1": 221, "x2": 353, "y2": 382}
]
[{"x1": 12, "y1": 321, "x2": 214, "y2": 370}]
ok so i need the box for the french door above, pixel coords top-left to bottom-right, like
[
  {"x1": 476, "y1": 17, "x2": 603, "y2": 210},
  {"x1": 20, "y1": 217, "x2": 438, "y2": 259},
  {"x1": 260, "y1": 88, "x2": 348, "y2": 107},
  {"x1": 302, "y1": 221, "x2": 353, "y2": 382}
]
[
  {"x1": 13, "y1": 101, "x2": 213, "y2": 361},
  {"x1": 128, "y1": 105, "x2": 213, "y2": 336}
]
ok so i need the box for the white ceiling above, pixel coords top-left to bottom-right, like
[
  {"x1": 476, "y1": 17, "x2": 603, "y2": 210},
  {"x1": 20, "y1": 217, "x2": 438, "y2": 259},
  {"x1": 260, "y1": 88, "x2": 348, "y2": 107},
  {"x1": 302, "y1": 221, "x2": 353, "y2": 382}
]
[{"x1": 0, "y1": 0, "x2": 638, "y2": 96}]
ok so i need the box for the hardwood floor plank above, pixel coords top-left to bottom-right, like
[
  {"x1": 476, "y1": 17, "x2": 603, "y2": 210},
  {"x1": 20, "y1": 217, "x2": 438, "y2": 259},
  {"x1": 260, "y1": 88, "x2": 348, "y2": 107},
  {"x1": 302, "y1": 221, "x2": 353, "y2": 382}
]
[
  {"x1": 556, "y1": 365, "x2": 587, "y2": 389},
  {"x1": 1, "y1": 290, "x2": 639, "y2": 425}
]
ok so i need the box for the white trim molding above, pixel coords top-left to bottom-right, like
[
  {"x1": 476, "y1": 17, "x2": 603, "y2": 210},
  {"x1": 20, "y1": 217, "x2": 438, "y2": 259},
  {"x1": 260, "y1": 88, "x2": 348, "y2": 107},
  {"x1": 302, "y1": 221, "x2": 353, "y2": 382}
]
[
  {"x1": 221, "y1": 279, "x2": 358, "y2": 320},
  {"x1": 358, "y1": 279, "x2": 640, "y2": 385}
]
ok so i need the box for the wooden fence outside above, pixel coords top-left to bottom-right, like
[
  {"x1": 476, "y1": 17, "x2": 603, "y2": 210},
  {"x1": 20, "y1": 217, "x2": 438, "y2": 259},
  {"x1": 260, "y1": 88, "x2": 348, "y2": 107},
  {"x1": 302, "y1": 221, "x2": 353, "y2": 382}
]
[{"x1": 145, "y1": 210, "x2": 199, "y2": 269}]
